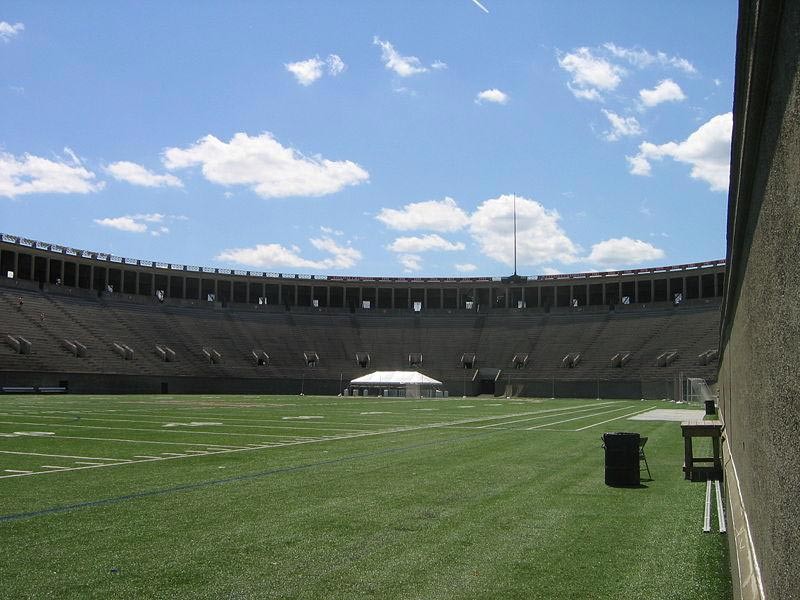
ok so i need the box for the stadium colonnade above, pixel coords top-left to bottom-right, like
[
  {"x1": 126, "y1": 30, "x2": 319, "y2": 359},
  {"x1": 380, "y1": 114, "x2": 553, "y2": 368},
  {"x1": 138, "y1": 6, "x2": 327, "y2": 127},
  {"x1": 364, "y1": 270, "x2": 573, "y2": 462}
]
[{"x1": 0, "y1": 234, "x2": 725, "y2": 311}]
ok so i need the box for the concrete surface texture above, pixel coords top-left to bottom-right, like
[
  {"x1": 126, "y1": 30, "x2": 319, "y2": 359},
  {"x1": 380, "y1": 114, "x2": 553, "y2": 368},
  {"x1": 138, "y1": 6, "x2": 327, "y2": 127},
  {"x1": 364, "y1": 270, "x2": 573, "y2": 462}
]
[{"x1": 719, "y1": 2, "x2": 800, "y2": 599}]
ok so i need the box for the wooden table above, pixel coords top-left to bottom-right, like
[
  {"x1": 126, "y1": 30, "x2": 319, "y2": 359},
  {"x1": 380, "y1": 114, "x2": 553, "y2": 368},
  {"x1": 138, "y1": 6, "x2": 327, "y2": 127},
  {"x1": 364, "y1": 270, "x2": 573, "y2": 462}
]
[{"x1": 681, "y1": 420, "x2": 723, "y2": 481}]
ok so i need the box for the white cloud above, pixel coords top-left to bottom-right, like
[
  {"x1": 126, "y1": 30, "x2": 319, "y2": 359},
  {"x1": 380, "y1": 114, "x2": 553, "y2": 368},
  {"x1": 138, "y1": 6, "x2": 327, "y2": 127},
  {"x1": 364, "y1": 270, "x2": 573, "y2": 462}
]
[
  {"x1": 94, "y1": 216, "x2": 147, "y2": 233},
  {"x1": 93, "y1": 213, "x2": 183, "y2": 235},
  {"x1": 285, "y1": 57, "x2": 324, "y2": 86},
  {"x1": 399, "y1": 254, "x2": 422, "y2": 272},
  {"x1": 603, "y1": 43, "x2": 696, "y2": 74},
  {"x1": 106, "y1": 161, "x2": 183, "y2": 188},
  {"x1": 285, "y1": 54, "x2": 346, "y2": 86},
  {"x1": 638, "y1": 79, "x2": 686, "y2": 108},
  {"x1": 587, "y1": 237, "x2": 665, "y2": 267},
  {"x1": 373, "y1": 37, "x2": 428, "y2": 77},
  {"x1": 626, "y1": 112, "x2": 732, "y2": 191},
  {"x1": 162, "y1": 132, "x2": 369, "y2": 199},
  {"x1": 0, "y1": 149, "x2": 104, "y2": 198},
  {"x1": 569, "y1": 87, "x2": 602, "y2": 102},
  {"x1": 558, "y1": 47, "x2": 624, "y2": 101},
  {"x1": 602, "y1": 110, "x2": 642, "y2": 141},
  {"x1": 132, "y1": 213, "x2": 165, "y2": 222},
  {"x1": 376, "y1": 197, "x2": 470, "y2": 232},
  {"x1": 326, "y1": 54, "x2": 346, "y2": 76},
  {"x1": 0, "y1": 21, "x2": 24, "y2": 42},
  {"x1": 308, "y1": 237, "x2": 361, "y2": 267},
  {"x1": 377, "y1": 194, "x2": 580, "y2": 267},
  {"x1": 320, "y1": 226, "x2": 343, "y2": 236},
  {"x1": 475, "y1": 88, "x2": 509, "y2": 105},
  {"x1": 626, "y1": 154, "x2": 652, "y2": 176},
  {"x1": 431, "y1": 60, "x2": 448, "y2": 70},
  {"x1": 388, "y1": 234, "x2": 465, "y2": 253},
  {"x1": 469, "y1": 194, "x2": 580, "y2": 266},
  {"x1": 216, "y1": 237, "x2": 361, "y2": 270},
  {"x1": 455, "y1": 263, "x2": 477, "y2": 273},
  {"x1": 540, "y1": 267, "x2": 561, "y2": 276}
]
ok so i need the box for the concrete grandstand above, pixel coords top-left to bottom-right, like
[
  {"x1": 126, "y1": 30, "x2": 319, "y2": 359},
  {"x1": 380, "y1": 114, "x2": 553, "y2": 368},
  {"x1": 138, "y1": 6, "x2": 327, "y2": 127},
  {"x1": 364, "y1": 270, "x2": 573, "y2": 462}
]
[{"x1": 1, "y1": 234, "x2": 721, "y2": 397}]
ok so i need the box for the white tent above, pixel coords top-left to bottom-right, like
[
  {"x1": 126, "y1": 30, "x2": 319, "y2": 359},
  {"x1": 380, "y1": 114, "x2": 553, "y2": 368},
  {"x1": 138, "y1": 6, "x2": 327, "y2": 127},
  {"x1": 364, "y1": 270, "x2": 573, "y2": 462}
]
[
  {"x1": 350, "y1": 371, "x2": 442, "y2": 386},
  {"x1": 348, "y1": 370, "x2": 443, "y2": 398}
]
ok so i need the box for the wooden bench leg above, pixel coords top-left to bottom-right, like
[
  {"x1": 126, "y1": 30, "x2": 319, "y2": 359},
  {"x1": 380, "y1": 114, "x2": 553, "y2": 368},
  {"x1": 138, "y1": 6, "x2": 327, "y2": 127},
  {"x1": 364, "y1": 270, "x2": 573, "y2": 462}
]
[
  {"x1": 712, "y1": 436, "x2": 722, "y2": 480},
  {"x1": 684, "y1": 436, "x2": 693, "y2": 480}
]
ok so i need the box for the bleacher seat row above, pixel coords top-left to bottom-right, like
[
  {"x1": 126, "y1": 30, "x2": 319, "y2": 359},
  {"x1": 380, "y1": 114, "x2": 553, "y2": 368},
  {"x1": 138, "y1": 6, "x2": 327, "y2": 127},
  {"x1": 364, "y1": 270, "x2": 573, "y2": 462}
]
[{"x1": 0, "y1": 284, "x2": 721, "y2": 396}]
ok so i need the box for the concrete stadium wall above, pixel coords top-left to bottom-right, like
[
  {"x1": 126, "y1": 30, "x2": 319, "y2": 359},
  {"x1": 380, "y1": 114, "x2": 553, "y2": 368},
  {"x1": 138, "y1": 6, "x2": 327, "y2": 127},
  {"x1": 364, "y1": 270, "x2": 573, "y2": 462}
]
[
  {"x1": 0, "y1": 371, "x2": 344, "y2": 396},
  {"x1": 719, "y1": 2, "x2": 800, "y2": 599},
  {"x1": 0, "y1": 370, "x2": 682, "y2": 401}
]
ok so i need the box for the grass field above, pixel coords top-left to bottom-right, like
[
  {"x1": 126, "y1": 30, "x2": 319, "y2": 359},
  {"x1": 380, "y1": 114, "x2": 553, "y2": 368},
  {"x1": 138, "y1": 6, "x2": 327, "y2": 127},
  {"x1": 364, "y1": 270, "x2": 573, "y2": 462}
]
[{"x1": 0, "y1": 394, "x2": 730, "y2": 599}]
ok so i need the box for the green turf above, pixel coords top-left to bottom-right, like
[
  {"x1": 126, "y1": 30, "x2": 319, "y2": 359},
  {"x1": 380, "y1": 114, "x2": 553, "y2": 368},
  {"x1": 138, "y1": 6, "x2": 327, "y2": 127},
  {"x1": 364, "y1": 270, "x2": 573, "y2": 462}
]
[{"x1": 0, "y1": 394, "x2": 730, "y2": 599}]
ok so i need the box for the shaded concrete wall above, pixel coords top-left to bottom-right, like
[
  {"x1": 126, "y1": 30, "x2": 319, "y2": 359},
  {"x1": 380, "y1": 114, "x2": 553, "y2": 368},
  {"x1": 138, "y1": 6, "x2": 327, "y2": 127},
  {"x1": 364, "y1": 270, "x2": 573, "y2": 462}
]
[
  {"x1": 719, "y1": 2, "x2": 799, "y2": 598},
  {"x1": 0, "y1": 371, "x2": 343, "y2": 396}
]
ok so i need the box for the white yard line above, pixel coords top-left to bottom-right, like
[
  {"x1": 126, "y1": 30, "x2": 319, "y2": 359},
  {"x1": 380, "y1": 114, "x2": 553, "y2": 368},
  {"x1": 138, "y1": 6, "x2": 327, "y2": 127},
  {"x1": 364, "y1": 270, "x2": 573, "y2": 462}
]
[
  {"x1": 0, "y1": 450, "x2": 129, "y2": 462},
  {"x1": 4, "y1": 469, "x2": 33, "y2": 474},
  {"x1": 525, "y1": 406, "x2": 638, "y2": 430},
  {"x1": 0, "y1": 410, "x2": 558, "y2": 480},
  {"x1": 14, "y1": 434, "x2": 251, "y2": 449},
  {"x1": 12, "y1": 403, "x2": 565, "y2": 428},
  {"x1": 572, "y1": 408, "x2": 655, "y2": 431},
  {"x1": 17, "y1": 411, "x2": 375, "y2": 432},
  {"x1": 477, "y1": 402, "x2": 618, "y2": 428},
  {"x1": 0, "y1": 420, "x2": 364, "y2": 439}
]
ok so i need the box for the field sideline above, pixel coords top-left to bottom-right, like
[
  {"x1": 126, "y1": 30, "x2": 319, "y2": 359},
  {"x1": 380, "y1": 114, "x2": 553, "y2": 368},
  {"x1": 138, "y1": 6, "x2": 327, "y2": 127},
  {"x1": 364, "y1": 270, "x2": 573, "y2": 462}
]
[{"x1": 0, "y1": 394, "x2": 730, "y2": 599}]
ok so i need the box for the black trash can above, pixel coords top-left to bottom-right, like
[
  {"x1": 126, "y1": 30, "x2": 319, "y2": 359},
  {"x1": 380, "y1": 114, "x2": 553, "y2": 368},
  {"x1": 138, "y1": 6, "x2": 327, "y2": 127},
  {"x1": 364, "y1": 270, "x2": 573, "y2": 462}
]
[
  {"x1": 602, "y1": 432, "x2": 640, "y2": 486},
  {"x1": 705, "y1": 400, "x2": 716, "y2": 416}
]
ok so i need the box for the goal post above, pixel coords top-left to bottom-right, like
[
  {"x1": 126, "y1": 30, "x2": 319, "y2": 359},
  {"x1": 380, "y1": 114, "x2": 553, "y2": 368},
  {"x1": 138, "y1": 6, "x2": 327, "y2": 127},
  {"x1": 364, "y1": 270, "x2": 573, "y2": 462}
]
[{"x1": 686, "y1": 377, "x2": 715, "y2": 406}]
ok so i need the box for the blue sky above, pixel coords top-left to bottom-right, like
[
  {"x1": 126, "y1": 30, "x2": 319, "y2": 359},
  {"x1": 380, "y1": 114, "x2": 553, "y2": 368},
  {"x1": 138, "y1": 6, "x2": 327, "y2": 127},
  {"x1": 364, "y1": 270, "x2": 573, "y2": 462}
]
[{"x1": 0, "y1": 2, "x2": 736, "y2": 277}]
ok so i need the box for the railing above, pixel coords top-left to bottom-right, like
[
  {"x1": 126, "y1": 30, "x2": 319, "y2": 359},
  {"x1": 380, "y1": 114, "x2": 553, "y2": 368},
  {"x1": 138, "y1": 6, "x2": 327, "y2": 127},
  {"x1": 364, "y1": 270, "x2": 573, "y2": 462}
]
[{"x1": 0, "y1": 232, "x2": 725, "y2": 283}]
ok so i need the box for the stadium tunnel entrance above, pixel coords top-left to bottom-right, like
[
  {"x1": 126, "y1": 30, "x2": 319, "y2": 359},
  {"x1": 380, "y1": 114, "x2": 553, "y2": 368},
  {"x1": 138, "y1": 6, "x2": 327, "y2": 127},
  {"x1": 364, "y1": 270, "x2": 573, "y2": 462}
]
[{"x1": 475, "y1": 368, "x2": 502, "y2": 395}]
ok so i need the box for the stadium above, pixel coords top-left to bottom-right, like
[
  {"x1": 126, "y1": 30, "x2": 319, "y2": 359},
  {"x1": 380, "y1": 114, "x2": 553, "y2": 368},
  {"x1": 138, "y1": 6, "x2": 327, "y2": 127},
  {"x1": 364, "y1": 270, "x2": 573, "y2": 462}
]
[
  {"x1": 1, "y1": 2, "x2": 797, "y2": 599},
  {"x1": 0, "y1": 238, "x2": 724, "y2": 398}
]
